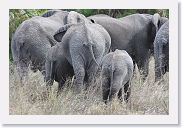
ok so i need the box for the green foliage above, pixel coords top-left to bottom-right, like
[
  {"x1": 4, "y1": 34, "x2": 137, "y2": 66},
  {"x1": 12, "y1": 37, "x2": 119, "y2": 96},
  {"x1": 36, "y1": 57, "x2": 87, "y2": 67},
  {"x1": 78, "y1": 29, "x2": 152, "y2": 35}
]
[
  {"x1": 78, "y1": 9, "x2": 97, "y2": 17},
  {"x1": 9, "y1": 9, "x2": 169, "y2": 61}
]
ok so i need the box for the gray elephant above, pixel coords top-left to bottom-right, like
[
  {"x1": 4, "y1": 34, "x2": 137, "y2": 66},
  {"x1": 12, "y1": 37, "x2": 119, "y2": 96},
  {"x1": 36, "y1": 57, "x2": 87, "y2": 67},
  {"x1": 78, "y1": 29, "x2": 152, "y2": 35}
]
[
  {"x1": 11, "y1": 10, "x2": 69, "y2": 80},
  {"x1": 154, "y1": 21, "x2": 169, "y2": 81},
  {"x1": 101, "y1": 49, "x2": 133, "y2": 103},
  {"x1": 47, "y1": 11, "x2": 111, "y2": 93},
  {"x1": 45, "y1": 46, "x2": 74, "y2": 90},
  {"x1": 88, "y1": 13, "x2": 168, "y2": 79}
]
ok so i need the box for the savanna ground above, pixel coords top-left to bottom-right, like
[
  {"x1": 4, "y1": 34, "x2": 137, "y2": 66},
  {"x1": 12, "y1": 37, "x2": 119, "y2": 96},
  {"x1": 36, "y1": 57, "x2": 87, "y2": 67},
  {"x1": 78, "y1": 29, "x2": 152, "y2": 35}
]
[{"x1": 9, "y1": 57, "x2": 169, "y2": 115}]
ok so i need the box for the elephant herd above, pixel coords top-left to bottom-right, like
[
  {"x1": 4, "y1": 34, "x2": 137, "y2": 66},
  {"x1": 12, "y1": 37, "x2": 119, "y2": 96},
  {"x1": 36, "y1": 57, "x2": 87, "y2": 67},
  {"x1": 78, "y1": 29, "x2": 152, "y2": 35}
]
[{"x1": 11, "y1": 10, "x2": 169, "y2": 103}]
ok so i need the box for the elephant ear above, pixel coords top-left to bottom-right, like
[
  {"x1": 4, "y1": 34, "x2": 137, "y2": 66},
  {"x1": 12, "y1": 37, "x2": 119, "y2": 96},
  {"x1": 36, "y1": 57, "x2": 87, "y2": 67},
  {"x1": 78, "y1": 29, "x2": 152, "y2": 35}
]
[
  {"x1": 54, "y1": 24, "x2": 73, "y2": 42},
  {"x1": 152, "y1": 13, "x2": 161, "y2": 32}
]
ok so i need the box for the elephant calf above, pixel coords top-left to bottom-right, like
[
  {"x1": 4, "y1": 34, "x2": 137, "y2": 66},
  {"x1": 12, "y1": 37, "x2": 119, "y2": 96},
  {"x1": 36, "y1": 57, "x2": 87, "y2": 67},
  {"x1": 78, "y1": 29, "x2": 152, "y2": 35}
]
[
  {"x1": 49, "y1": 11, "x2": 111, "y2": 93},
  {"x1": 154, "y1": 21, "x2": 169, "y2": 81},
  {"x1": 45, "y1": 45, "x2": 74, "y2": 90},
  {"x1": 101, "y1": 49, "x2": 133, "y2": 103}
]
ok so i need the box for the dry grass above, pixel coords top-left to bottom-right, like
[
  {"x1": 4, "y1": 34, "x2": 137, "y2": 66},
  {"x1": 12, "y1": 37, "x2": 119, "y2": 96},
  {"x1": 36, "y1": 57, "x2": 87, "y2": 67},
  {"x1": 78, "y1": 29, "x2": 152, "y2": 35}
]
[{"x1": 9, "y1": 57, "x2": 169, "y2": 115}]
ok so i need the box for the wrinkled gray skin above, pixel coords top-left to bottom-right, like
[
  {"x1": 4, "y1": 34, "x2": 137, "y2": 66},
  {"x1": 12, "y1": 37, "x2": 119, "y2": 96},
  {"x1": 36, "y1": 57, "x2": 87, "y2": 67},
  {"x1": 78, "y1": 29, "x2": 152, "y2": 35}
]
[
  {"x1": 154, "y1": 21, "x2": 169, "y2": 81},
  {"x1": 101, "y1": 49, "x2": 133, "y2": 103},
  {"x1": 88, "y1": 13, "x2": 168, "y2": 79},
  {"x1": 47, "y1": 11, "x2": 111, "y2": 93},
  {"x1": 45, "y1": 46, "x2": 74, "y2": 90},
  {"x1": 45, "y1": 11, "x2": 95, "y2": 88},
  {"x1": 11, "y1": 10, "x2": 69, "y2": 80}
]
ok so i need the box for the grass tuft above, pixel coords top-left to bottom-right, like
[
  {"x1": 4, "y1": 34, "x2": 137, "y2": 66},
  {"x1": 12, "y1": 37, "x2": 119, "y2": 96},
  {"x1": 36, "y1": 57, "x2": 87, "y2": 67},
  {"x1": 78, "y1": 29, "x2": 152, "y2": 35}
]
[{"x1": 9, "y1": 57, "x2": 168, "y2": 115}]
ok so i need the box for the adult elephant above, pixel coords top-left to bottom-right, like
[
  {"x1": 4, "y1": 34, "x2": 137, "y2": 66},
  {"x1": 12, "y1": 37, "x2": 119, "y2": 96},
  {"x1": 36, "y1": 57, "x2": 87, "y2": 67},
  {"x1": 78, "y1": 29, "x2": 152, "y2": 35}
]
[
  {"x1": 11, "y1": 10, "x2": 69, "y2": 80},
  {"x1": 45, "y1": 11, "x2": 97, "y2": 89},
  {"x1": 46, "y1": 11, "x2": 111, "y2": 93},
  {"x1": 88, "y1": 13, "x2": 168, "y2": 78},
  {"x1": 154, "y1": 21, "x2": 169, "y2": 81}
]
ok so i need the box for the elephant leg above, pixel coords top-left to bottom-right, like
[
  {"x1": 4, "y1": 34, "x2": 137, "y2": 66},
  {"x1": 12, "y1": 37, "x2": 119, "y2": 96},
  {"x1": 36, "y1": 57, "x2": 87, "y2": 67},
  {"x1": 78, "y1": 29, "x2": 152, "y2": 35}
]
[
  {"x1": 72, "y1": 59, "x2": 85, "y2": 94},
  {"x1": 86, "y1": 63, "x2": 99, "y2": 89},
  {"x1": 117, "y1": 88, "x2": 123, "y2": 101},
  {"x1": 15, "y1": 59, "x2": 29, "y2": 84},
  {"x1": 109, "y1": 83, "x2": 122, "y2": 102},
  {"x1": 132, "y1": 61, "x2": 136, "y2": 73},
  {"x1": 136, "y1": 49, "x2": 150, "y2": 80},
  {"x1": 57, "y1": 79, "x2": 66, "y2": 96},
  {"x1": 38, "y1": 63, "x2": 46, "y2": 77},
  {"x1": 109, "y1": 74, "x2": 123, "y2": 102},
  {"x1": 124, "y1": 81, "x2": 131, "y2": 103},
  {"x1": 137, "y1": 58, "x2": 149, "y2": 81},
  {"x1": 101, "y1": 71, "x2": 110, "y2": 104},
  {"x1": 45, "y1": 60, "x2": 55, "y2": 86},
  {"x1": 155, "y1": 65, "x2": 167, "y2": 81},
  {"x1": 108, "y1": 88, "x2": 118, "y2": 102},
  {"x1": 155, "y1": 66, "x2": 163, "y2": 81},
  {"x1": 30, "y1": 62, "x2": 38, "y2": 73},
  {"x1": 58, "y1": 79, "x2": 66, "y2": 90}
]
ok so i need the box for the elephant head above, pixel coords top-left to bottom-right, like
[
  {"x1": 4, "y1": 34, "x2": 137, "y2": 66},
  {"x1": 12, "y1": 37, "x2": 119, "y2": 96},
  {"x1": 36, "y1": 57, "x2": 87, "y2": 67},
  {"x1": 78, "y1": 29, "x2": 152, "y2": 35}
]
[
  {"x1": 67, "y1": 11, "x2": 90, "y2": 24},
  {"x1": 54, "y1": 11, "x2": 92, "y2": 42}
]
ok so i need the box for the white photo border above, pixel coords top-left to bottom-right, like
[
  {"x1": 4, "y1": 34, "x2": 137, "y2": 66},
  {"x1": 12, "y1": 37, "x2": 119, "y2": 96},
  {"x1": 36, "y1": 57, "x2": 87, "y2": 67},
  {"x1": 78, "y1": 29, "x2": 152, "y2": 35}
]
[{"x1": 0, "y1": 0, "x2": 178, "y2": 124}]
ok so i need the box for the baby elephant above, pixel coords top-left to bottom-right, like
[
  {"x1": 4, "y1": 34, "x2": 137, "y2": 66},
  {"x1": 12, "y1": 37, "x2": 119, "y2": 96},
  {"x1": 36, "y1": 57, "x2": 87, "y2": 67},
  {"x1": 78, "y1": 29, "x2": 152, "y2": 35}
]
[{"x1": 101, "y1": 49, "x2": 133, "y2": 103}]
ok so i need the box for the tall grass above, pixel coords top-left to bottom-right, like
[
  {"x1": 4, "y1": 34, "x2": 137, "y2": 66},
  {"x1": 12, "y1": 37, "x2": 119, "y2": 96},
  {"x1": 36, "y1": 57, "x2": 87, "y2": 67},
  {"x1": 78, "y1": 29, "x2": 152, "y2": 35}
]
[{"x1": 9, "y1": 57, "x2": 168, "y2": 115}]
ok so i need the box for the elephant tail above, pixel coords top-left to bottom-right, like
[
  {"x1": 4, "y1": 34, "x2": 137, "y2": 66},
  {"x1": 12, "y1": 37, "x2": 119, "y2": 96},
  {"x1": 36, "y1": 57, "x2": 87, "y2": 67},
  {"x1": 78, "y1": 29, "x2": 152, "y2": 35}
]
[
  {"x1": 83, "y1": 23, "x2": 99, "y2": 66},
  {"x1": 87, "y1": 44, "x2": 99, "y2": 66}
]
